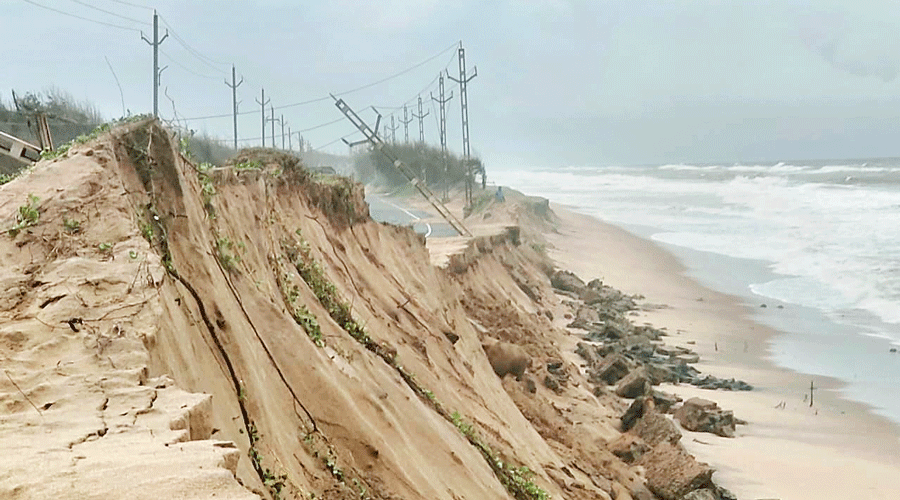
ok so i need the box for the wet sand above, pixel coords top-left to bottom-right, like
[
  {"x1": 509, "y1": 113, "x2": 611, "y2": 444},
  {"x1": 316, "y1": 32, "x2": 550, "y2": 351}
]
[{"x1": 548, "y1": 204, "x2": 900, "y2": 500}]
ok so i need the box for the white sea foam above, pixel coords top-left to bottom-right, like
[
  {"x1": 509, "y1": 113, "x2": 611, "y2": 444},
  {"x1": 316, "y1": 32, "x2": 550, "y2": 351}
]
[{"x1": 495, "y1": 162, "x2": 900, "y2": 336}]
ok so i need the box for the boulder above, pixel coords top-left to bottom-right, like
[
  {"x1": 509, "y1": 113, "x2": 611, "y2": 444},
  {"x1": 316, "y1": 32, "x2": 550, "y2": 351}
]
[
  {"x1": 607, "y1": 433, "x2": 651, "y2": 463},
  {"x1": 683, "y1": 488, "x2": 718, "y2": 500},
  {"x1": 647, "y1": 363, "x2": 679, "y2": 385},
  {"x1": 674, "y1": 397, "x2": 737, "y2": 438},
  {"x1": 639, "y1": 441, "x2": 714, "y2": 500},
  {"x1": 576, "y1": 305, "x2": 600, "y2": 324},
  {"x1": 630, "y1": 410, "x2": 682, "y2": 447},
  {"x1": 592, "y1": 354, "x2": 631, "y2": 385},
  {"x1": 650, "y1": 389, "x2": 682, "y2": 414},
  {"x1": 575, "y1": 342, "x2": 601, "y2": 367},
  {"x1": 551, "y1": 270, "x2": 586, "y2": 293},
  {"x1": 621, "y1": 396, "x2": 651, "y2": 432},
  {"x1": 615, "y1": 368, "x2": 650, "y2": 399},
  {"x1": 601, "y1": 320, "x2": 631, "y2": 340}
]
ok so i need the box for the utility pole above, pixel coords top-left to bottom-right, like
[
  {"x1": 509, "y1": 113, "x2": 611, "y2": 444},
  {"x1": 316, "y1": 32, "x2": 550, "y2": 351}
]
[
  {"x1": 448, "y1": 42, "x2": 478, "y2": 208},
  {"x1": 400, "y1": 105, "x2": 413, "y2": 143},
  {"x1": 412, "y1": 96, "x2": 429, "y2": 145},
  {"x1": 292, "y1": 132, "x2": 304, "y2": 152},
  {"x1": 255, "y1": 89, "x2": 270, "y2": 147},
  {"x1": 225, "y1": 65, "x2": 243, "y2": 149},
  {"x1": 267, "y1": 106, "x2": 278, "y2": 149},
  {"x1": 288, "y1": 127, "x2": 292, "y2": 151},
  {"x1": 431, "y1": 73, "x2": 453, "y2": 200},
  {"x1": 333, "y1": 96, "x2": 471, "y2": 237},
  {"x1": 386, "y1": 115, "x2": 399, "y2": 145},
  {"x1": 141, "y1": 10, "x2": 168, "y2": 118},
  {"x1": 280, "y1": 115, "x2": 286, "y2": 149}
]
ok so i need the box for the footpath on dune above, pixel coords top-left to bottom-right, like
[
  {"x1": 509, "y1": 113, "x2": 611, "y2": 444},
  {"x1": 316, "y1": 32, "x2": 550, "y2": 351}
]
[{"x1": 1, "y1": 119, "x2": 739, "y2": 500}]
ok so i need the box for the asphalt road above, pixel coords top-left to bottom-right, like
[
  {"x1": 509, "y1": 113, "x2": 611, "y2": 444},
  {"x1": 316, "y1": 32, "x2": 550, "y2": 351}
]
[{"x1": 365, "y1": 193, "x2": 458, "y2": 238}]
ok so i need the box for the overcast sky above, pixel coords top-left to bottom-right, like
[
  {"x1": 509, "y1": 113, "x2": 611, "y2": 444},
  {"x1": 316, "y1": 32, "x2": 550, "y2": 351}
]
[{"x1": 5, "y1": 0, "x2": 900, "y2": 168}]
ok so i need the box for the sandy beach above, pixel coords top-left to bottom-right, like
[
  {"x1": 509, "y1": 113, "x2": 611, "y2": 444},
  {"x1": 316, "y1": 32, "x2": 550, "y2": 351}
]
[{"x1": 548, "y1": 204, "x2": 900, "y2": 499}]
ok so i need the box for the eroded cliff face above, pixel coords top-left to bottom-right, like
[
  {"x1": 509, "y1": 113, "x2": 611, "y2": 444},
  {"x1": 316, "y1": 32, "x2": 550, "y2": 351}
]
[{"x1": 0, "y1": 120, "x2": 681, "y2": 500}]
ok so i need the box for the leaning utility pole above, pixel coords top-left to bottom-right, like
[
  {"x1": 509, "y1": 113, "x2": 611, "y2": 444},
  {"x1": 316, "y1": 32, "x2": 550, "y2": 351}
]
[
  {"x1": 400, "y1": 105, "x2": 413, "y2": 143},
  {"x1": 412, "y1": 96, "x2": 429, "y2": 145},
  {"x1": 141, "y1": 10, "x2": 168, "y2": 118},
  {"x1": 280, "y1": 115, "x2": 286, "y2": 149},
  {"x1": 448, "y1": 42, "x2": 478, "y2": 208},
  {"x1": 431, "y1": 73, "x2": 453, "y2": 200},
  {"x1": 333, "y1": 96, "x2": 471, "y2": 237},
  {"x1": 255, "y1": 89, "x2": 270, "y2": 147},
  {"x1": 386, "y1": 115, "x2": 399, "y2": 145},
  {"x1": 225, "y1": 65, "x2": 243, "y2": 149}
]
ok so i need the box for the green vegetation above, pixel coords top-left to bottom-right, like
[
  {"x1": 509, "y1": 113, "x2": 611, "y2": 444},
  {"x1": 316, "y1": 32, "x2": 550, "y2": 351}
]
[
  {"x1": 281, "y1": 277, "x2": 324, "y2": 347},
  {"x1": 140, "y1": 220, "x2": 154, "y2": 242},
  {"x1": 215, "y1": 237, "x2": 241, "y2": 272},
  {"x1": 8, "y1": 194, "x2": 40, "y2": 237},
  {"x1": 63, "y1": 216, "x2": 81, "y2": 233},
  {"x1": 285, "y1": 229, "x2": 549, "y2": 499},
  {"x1": 98, "y1": 242, "x2": 113, "y2": 253},
  {"x1": 247, "y1": 420, "x2": 288, "y2": 499},
  {"x1": 234, "y1": 159, "x2": 263, "y2": 170},
  {"x1": 288, "y1": 231, "x2": 370, "y2": 344},
  {"x1": 502, "y1": 466, "x2": 551, "y2": 500},
  {"x1": 196, "y1": 163, "x2": 217, "y2": 218},
  {"x1": 354, "y1": 142, "x2": 482, "y2": 189},
  {"x1": 5, "y1": 88, "x2": 102, "y2": 125},
  {"x1": 450, "y1": 411, "x2": 551, "y2": 500},
  {"x1": 0, "y1": 172, "x2": 16, "y2": 185},
  {"x1": 41, "y1": 122, "x2": 112, "y2": 161}
]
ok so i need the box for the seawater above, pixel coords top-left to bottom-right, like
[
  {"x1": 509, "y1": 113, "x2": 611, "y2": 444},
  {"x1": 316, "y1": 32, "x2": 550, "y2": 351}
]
[{"x1": 493, "y1": 160, "x2": 900, "y2": 423}]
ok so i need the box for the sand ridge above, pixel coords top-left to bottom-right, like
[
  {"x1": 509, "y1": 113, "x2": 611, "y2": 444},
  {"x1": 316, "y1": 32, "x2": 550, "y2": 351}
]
[{"x1": 1, "y1": 121, "x2": 698, "y2": 499}]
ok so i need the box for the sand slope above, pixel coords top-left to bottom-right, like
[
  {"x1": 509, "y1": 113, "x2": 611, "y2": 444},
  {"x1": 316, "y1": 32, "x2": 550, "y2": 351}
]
[{"x1": 0, "y1": 121, "x2": 691, "y2": 499}]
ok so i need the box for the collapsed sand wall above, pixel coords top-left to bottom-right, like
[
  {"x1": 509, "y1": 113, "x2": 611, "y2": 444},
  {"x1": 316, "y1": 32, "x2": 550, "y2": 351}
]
[{"x1": 0, "y1": 120, "x2": 726, "y2": 500}]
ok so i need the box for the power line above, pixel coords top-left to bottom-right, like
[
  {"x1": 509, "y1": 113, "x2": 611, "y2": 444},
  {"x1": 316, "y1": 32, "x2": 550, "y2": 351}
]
[
  {"x1": 66, "y1": 0, "x2": 149, "y2": 25},
  {"x1": 373, "y1": 50, "x2": 456, "y2": 111},
  {"x1": 313, "y1": 136, "x2": 349, "y2": 151},
  {"x1": 159, "y1": 48, "x2": 221, "y2": 80},
  {"x1": 181, "y1": 40, "x2": 460, "y2": 121},
  {"x1": 158, "y1": 15, "x2": 231, "y2": 71},
  {"x1": 103, "y1": 0, "x2": 153, "y2": 10},
  {"x1": 21, "y1": 0, "x2": 141, "y2": 32},
  {"x1": 297, "y1": 117, "x2": 344, "y2": 133}
]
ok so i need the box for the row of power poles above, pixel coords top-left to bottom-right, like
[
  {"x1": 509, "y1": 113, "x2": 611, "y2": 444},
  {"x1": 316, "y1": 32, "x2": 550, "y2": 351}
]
[
  {"x1": 380, "y1": 43, "x2": 479, "y2": 206},
  {"x1": 142, "y1": 11, "x2": 480, "y2": 195},
  {"x1": 142, "y1": 10, "x2": 306, "y2": 152}
]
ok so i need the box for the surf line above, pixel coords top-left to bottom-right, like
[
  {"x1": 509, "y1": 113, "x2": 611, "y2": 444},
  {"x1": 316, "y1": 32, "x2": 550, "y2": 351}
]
[{"x1": 383, "y1": 198, "x2": 432, "y2": 238}]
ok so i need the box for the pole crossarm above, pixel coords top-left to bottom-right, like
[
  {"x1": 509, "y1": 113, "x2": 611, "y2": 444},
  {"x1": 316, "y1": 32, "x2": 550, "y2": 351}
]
[
  {"x1": 333, "y1": 96, "x2": 472, "y2": 237},
  {"x1": 141, "y1": 11, "x2": 168, "y2": 117}
]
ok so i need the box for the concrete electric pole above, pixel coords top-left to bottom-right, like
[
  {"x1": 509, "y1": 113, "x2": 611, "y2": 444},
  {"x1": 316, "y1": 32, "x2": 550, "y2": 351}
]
[
  {"x1": 412, "y1": 96, "x2": 429, "y2": 145},
  {"x1": 431, "y1": 73, "x2": 453, "y2": 200},
  {"x1": 225, "y1": 65, "x2": 243, "y2": 149},
  {"x1": 386, "y1": 115, "x2": 399, "y2": 145},
  {"x1": 400, "y1": 105, "x2": 413, "y2": 143},
  {"x1": 448, "y1": 42, "x2": 478, "y2": 208},
  {"x1": 141, "y1": 10, "x2": 168, "y2": 118},
  {"x1": 255, "y1": 89, "x2": 270, "y2": 147}
]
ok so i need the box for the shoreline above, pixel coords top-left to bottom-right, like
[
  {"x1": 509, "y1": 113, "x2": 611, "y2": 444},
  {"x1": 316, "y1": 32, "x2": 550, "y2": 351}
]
[{"x1": 547, "y1": 203, "x2": 900, "y2": 499}]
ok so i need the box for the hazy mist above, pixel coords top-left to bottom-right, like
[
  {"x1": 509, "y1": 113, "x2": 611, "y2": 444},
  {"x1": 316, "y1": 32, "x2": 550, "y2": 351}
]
[{"x1": 4, "y1": 0, "x2": 900, "y2": 168}]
